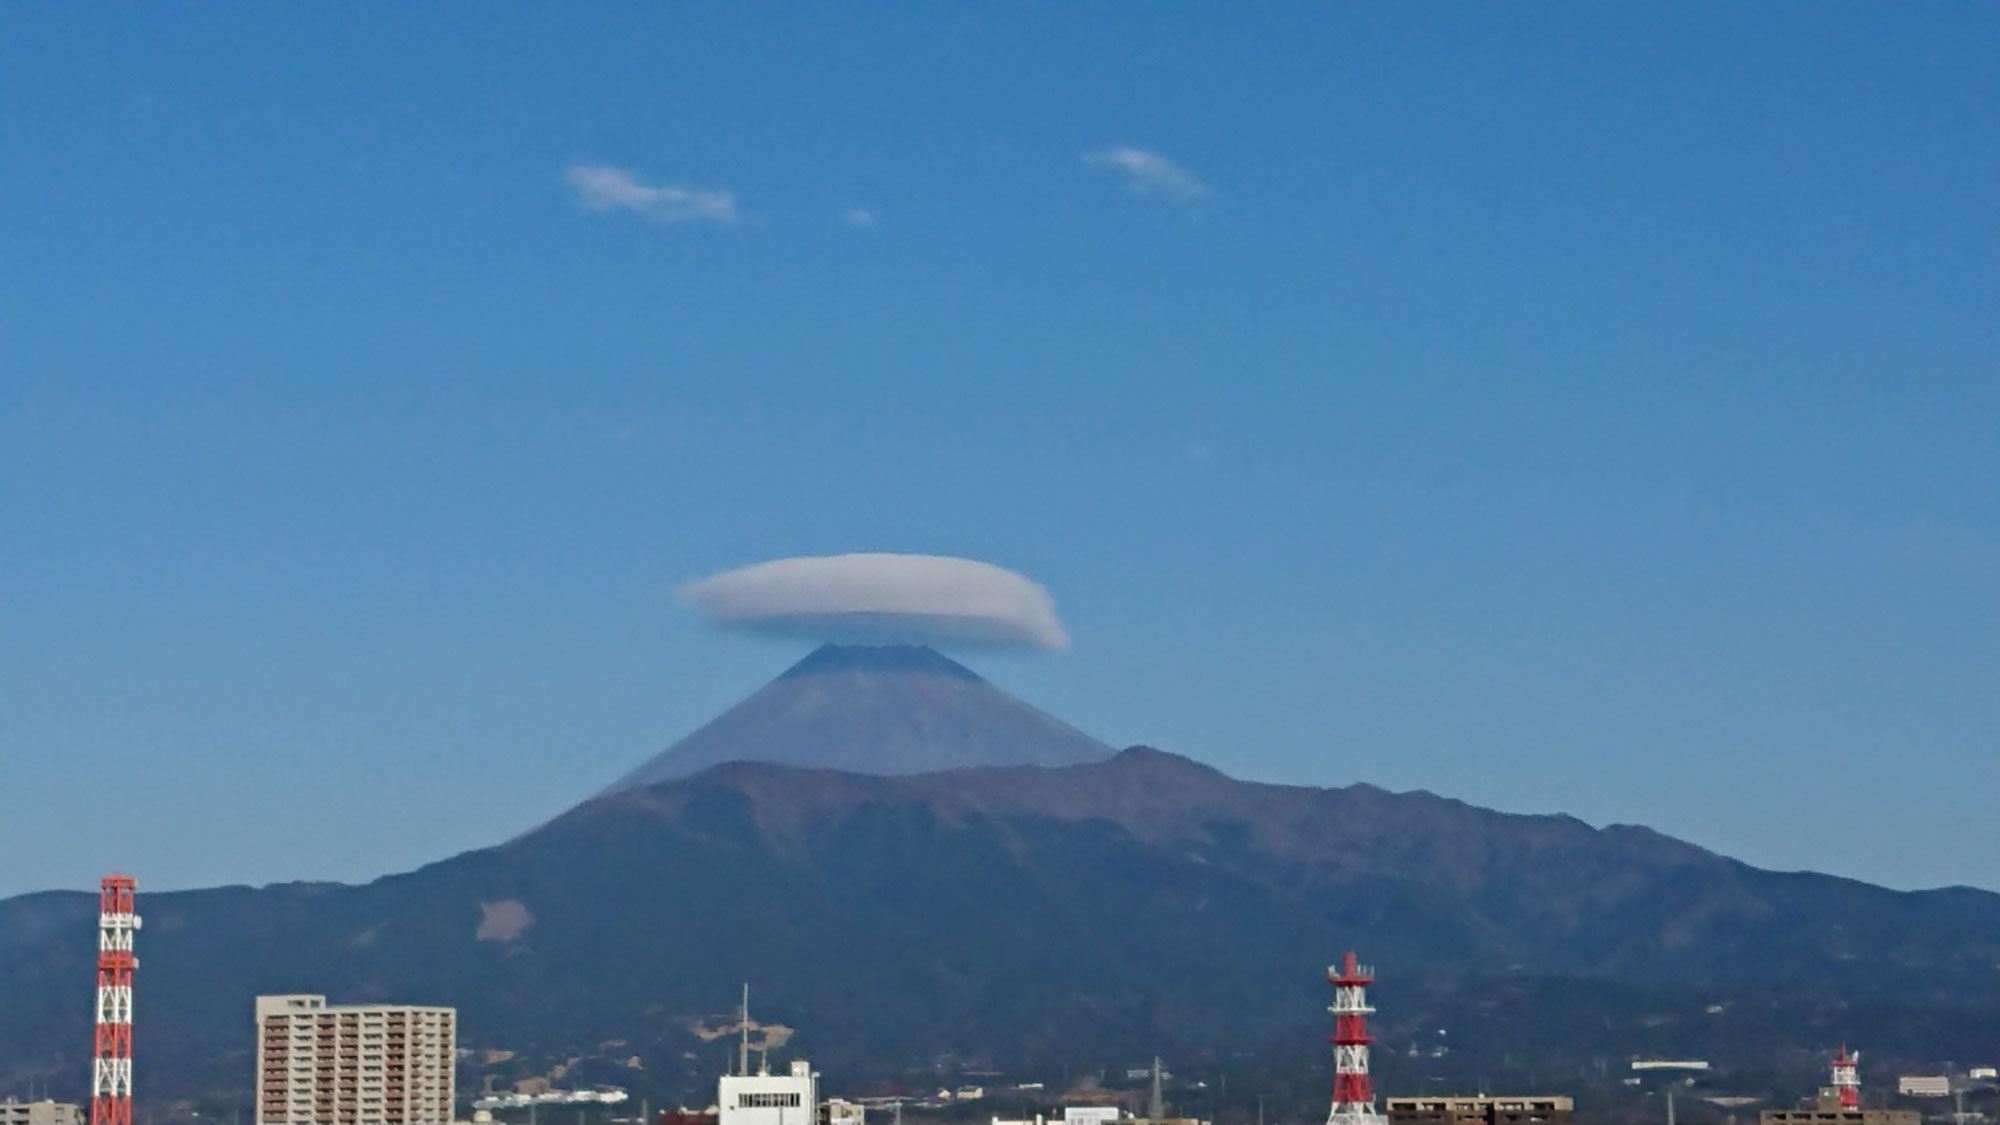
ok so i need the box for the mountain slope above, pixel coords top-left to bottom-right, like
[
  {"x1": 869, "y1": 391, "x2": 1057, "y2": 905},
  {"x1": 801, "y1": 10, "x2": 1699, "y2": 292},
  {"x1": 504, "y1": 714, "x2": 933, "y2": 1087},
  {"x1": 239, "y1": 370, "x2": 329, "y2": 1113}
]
[
  {"x1": 601, "y1": 644, "x2": 1114, "y2": 793},
  {"x1": 2, "y1": 750, "x2": 1996, "y2": 1111}
]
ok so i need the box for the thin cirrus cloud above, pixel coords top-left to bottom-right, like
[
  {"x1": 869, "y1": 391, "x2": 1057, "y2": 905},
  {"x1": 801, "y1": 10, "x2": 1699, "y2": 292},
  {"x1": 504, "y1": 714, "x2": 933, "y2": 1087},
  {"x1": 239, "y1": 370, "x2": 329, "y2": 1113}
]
[
  {"x1": 678, "y1": 553, "x2": 1070, "y2": 652},
  {"x1": 1084, "y1": 146, "x2": 1210, "y2": 201},
  {"x1": 566, "y1": 165, "x2": 737, "y2": 224},
  {"x1": 843, "y1": 208, "x2": 877, "y2": 229}
]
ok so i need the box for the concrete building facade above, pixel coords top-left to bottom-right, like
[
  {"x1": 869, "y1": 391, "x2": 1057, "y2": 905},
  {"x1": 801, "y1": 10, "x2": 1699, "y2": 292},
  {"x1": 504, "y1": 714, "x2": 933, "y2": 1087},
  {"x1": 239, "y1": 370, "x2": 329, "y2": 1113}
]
[
  {"x1": 1759, "y1": 1111, "x2": 1920, "y2": 1125},
  {"x1": 1385, "y1": 1097, "x2": 1573, "y2": 1125},
  {"x1": 717, "y1": 1061, "x2": 816, "y2": 1125},
  {"x1": 255, "y1": 995, "x2": 456, "y2": 1125},
  {"x1": 0, "y1": 1102, "x2": 85, "y2": 1125}
]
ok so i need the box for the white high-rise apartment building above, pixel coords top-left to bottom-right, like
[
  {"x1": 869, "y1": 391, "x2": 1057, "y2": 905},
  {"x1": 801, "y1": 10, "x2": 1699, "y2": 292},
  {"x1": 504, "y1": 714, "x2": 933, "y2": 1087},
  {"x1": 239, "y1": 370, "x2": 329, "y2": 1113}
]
[{"x1": 255, "y1": 995, "x2": 456, "y2": 1125}]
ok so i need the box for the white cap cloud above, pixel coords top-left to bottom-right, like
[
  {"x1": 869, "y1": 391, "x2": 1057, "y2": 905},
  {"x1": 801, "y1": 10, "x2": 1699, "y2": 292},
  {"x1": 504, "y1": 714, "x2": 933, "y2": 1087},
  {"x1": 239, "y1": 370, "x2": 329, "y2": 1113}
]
[{"x1": 679, "y1": 553, "x2": 1070, "y2": 651}]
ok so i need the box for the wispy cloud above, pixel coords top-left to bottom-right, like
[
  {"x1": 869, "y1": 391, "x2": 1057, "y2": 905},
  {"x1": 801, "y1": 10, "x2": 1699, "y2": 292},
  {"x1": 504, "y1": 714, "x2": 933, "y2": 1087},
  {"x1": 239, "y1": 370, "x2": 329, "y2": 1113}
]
[
  {"x1": 566, "y1": 165, "x2": 737, "y2": 224},
  {"x1": 1084, "y1": 147, "x2": 1209, "y2": 200},
  {"x1": 843, "y1": 207, "x2": 877, "y2": 229}
]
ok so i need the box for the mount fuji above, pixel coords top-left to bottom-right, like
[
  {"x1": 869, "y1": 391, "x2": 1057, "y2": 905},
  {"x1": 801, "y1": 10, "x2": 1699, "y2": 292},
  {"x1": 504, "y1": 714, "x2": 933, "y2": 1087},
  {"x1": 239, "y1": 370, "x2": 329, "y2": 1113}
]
[
  {"x1": 601, "y1": 643, "x2": 1114, "y2": 793},
  {"x1": 2, "y1": 647, "x2": 1997, "y2": 1117}
]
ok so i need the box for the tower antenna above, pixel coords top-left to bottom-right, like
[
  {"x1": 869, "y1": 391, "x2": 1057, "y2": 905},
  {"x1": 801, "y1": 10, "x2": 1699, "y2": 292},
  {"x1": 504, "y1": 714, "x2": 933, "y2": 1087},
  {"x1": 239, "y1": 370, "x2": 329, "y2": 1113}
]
[
  {"x1": 90, "y1": 875, "x2": 140, "y2": 1125},
  {"x1": 1832, "y1": 1046, "x2": 1860, "y2": 1110},
  {"x1": 1326, "y1": 951, "x2": 1381, "y2": 1125}
]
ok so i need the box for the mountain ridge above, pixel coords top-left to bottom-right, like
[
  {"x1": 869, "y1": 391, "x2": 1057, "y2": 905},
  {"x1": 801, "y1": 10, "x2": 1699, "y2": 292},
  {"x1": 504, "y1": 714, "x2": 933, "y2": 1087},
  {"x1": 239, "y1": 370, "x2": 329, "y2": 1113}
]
[
  {"x1": 567, "y1": 750, "x2": 2000, "y2": 988},
  {"x1": 576, "y1": 748, "x2": 1727, "y2": 903},
  {"x1": 4, "y1": 749, "x2": 1996, "y2": 1112}
]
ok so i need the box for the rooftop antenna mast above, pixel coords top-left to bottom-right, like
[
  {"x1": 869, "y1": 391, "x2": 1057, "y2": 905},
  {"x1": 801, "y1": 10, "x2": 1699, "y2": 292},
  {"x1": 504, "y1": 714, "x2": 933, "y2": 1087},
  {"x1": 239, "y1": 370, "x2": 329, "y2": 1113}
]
[{"x1": 738, "y1": 984, "x2": 751, "y2": 1078}]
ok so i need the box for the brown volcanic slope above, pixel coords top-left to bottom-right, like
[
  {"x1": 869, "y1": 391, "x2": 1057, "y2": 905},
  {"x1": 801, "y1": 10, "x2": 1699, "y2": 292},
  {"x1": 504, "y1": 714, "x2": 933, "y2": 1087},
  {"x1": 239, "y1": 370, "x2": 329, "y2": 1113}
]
[
  {"x1": 600, "y1": 643, "x2": 1114, "y2": 793},
  {"x1": 570, "y1": 748, "x2": 2000, "y2": 997},
  {"x1": 578, "y1": 748, "x2": 1823, "y2": 955}
]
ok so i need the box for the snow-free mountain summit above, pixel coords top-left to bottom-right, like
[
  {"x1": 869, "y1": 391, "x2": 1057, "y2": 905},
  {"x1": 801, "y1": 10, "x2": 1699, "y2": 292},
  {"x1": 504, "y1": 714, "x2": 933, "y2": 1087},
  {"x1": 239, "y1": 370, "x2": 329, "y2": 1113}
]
[{"x1": 600, "y1": 643, "x2": 1115, "y2": 793}]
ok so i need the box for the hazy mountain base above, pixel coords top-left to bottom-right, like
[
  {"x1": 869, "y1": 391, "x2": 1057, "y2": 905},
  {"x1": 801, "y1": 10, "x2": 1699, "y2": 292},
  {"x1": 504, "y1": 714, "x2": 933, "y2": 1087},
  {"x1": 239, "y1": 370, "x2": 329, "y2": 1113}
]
[{"x1": 3, "y1": 750, "x2": 1996, "y2": 1120}]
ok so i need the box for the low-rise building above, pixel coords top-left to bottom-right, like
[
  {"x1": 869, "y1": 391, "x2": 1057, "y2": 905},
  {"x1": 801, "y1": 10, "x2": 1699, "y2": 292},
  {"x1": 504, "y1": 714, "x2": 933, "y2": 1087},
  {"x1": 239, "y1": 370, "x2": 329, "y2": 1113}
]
[
  {"x1": 718, "y1": 1060, "x2": 816, "y2": 1125},
  {"x1": 995, "y1": 1117, "x2": 1205, "y2": 1125},
  {"x1": 1386, "y1": 1096, "x2": 1574, "y2": 1125},
  {"x1": 1759, "y1": 1109, "x2": 1919, "y2": 1125},
  {"x1": 0, "y1": 1102, "x2": 85, "y2": 1125},
  {"x1": 1897, "y1": 1078, "x2": 1950, "y2": 1098}
]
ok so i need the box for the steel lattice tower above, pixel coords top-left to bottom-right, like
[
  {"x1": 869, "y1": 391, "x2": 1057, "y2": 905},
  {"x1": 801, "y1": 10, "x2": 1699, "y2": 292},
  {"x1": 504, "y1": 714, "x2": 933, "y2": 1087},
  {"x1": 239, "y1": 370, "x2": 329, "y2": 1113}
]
[
  {"x1": 91, "y1": 876, "x2": 140, "y2": 1125},
  {"x1": 1326, "y1": 951, "x2": 1381, "y2": 1125},
  {"x1": 1832, "y1": 1046, "x2": 1860, "y2": 1109}
]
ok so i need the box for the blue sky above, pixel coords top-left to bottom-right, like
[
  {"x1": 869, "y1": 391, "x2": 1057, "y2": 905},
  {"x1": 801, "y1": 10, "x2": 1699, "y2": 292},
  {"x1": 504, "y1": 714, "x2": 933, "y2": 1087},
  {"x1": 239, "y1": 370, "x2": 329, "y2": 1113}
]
[{"x1": 3, "y1": 4, "x2": 1994, "y2": 898}]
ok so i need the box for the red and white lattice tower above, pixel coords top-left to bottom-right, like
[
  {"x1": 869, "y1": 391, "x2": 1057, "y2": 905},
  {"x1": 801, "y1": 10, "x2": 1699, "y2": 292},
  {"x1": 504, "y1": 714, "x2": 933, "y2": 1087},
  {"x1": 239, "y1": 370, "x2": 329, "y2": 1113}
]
[
  {"x1": 1831, "y1": 1045, "x2": 1860, "y2": 1110},
  {"x1": 90, "y1": 875, "x2": 140, "y2": 1125},
  {"x1": 1326, "y1": 951, "x2": 1382, "y2": 1125}
]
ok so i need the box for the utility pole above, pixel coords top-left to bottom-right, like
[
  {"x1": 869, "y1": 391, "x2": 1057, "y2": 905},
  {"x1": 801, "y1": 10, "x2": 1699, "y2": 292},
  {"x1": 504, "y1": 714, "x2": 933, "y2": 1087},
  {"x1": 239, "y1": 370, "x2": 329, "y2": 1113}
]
[{"x1": 739, "y1": 984, "x2": 751, "y2": 1078}]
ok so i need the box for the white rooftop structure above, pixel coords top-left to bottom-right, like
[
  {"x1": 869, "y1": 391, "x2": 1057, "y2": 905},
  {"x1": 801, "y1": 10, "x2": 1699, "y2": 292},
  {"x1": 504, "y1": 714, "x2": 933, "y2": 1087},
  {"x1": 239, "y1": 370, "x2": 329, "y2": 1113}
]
[{"x1": 719, "y1": 1061, "x2": 817, "y2": 1125}]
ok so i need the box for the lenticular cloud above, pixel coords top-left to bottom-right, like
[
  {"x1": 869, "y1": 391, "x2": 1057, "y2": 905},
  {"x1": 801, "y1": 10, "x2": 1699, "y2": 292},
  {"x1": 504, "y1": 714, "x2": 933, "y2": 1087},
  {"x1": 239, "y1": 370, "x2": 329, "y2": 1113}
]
[{"x1": 678, "y1": 554, "x2": 1070, "y2": 651}]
